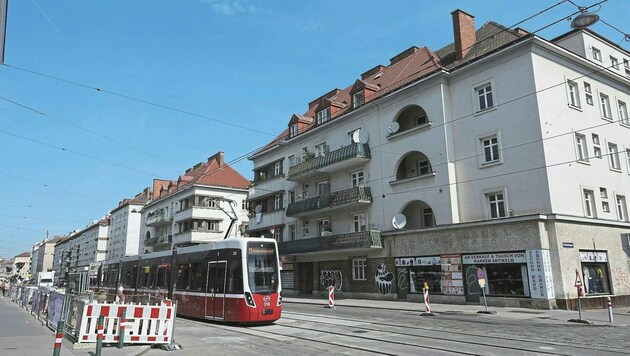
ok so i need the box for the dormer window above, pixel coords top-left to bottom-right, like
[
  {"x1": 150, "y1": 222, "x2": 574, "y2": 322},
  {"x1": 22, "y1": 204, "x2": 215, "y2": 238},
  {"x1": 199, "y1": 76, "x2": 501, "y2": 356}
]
[
  {"x1": 352, "y1": 91, "x2": 364, "y2": 108},
  {"x1": 317, "y1": 108, "x2": 330, "y2": 124},
  {"x1": 289, "y1": 123, "x2": 298, "y2": 137}
]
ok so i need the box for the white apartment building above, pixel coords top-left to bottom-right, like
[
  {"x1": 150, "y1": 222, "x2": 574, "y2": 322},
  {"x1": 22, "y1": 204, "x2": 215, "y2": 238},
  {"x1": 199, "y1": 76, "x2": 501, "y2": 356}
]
[
  {"x1": 139, "y1": 152, "x2": 250, "y2": 254},
  {"x1": 248, "y1": 9, "x2": 629, "y2": 309},
  {"x1": 52, "y1": 218, "x2": 109, "y2": 281},
  {"x1": 30, "y1": 236, "x2": 64, "y2": 281},
  {"x1": 106, "y1": 189, "x2": 150, "y2": 260},
  {"x1": 13, "y1": 252, "x2": 31, "y2": 281}
]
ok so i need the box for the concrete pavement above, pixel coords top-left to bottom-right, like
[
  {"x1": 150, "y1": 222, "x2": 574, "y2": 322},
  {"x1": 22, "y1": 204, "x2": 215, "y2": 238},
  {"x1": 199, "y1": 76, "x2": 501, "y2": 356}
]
[{"x1": 0, "y1": 297, "x2": 150, "y2": 356}]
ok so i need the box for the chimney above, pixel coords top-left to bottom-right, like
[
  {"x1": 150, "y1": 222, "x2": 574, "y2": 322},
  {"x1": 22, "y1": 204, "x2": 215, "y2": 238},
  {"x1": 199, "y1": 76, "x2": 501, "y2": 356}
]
[
  {"x1": 451, "y1": 9, "x2": 476, "y2": 61},
  {"x1": 208, "y1": 151, "x2": 224, "y2": 166}
]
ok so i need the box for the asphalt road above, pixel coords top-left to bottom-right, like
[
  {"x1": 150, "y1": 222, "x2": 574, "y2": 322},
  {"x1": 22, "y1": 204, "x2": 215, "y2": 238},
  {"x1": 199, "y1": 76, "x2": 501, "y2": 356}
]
[{"x1": 145, "y1": 302, "x2": 630, "y2": 355}]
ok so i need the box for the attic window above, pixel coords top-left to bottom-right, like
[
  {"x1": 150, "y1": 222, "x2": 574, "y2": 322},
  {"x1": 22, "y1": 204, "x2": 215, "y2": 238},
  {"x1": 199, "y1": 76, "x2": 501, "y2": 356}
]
[
  {"x1": 317, "y1": 108, "x2": 330, "y2": 125},
  {"x1": 290, "y1": 123, "x2": 298, "y2": 138},
  {"x1": 353, "y1": 92, "x2": 364, "y2": 108},
  {"x1": 374, "y1": 73, "x2": 382, "y2": 79}
]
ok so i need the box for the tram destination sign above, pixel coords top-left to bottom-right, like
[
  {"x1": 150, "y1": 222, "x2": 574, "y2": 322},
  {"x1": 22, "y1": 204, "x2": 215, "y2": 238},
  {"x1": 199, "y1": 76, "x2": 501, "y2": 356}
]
[{"x1": 462, "y1": 252, "x2": 527, "y2": 264}]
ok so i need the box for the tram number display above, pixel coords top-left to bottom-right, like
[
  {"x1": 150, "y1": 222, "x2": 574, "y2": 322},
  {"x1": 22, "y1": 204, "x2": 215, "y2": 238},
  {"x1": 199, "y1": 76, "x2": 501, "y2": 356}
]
[{"x1": 248, "y1": 246, "x2": 276, "y2": 255}]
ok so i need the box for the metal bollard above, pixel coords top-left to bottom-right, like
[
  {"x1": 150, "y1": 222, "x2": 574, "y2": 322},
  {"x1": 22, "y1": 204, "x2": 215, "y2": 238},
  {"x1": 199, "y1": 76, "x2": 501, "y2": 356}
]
[
  {"x1": 607, "y1": 296, "x2": 613, "y2": 323},
  {"x1": 96, "y1": 315, "x2": 104, "y2": 356},
  {"x1": 52, "y1": 320, "x2": 64, "y2": 356},
  {"x1": 117, "y1": 309, "x2": 126, "y2": 349}
]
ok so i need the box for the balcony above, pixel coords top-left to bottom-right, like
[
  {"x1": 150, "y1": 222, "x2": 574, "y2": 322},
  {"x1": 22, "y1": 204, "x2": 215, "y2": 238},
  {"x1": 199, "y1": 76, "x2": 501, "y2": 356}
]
[
  {"x1": 278, "y1": 230, "x2": 382, "y2": 255},
  {"x1": 287, "y1": 143, "x2": 370, "y2": 181},
  {"x1": 175, "y1": 206, "x2": 226, "y2": 222},
  {"x1": 145, "y1": 211, "x2": 173, "y2": 227},
  {"x1": 144, "y1": 234, "x2": 172, "y2": 248},
  {"x1": 286, "y1": 186, "x2": 372, "y2": 217},
  {"x1": 172, "y1": 230, "x2": 224, "y2": 246}
]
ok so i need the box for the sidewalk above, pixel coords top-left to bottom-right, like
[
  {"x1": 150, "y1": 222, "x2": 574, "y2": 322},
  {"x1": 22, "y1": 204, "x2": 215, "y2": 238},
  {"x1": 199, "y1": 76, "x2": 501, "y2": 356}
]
[
  {"x1": 0, "y1": 297, "x2": 150, "y2": 356},
  {"x1": 283, "y1": 296, "x2": 630, "y2": 326}
]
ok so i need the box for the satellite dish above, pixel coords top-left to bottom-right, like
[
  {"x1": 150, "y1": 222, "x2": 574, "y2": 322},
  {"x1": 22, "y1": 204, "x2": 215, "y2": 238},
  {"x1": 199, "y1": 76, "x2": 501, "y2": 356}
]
[
  {"x1": 254, "y1": 204, "x2": 263, "y2": 213},
  {"x1": 388, "y1": 122, "x2": 400, "y2": 134},
  {"x1": 352, "y1": 130, "x2": 369, "y2": 144},
  {"x1": 200, "y1": 221, "x2": 207, "y2": 228},
  {"x1": 392, "y1": 213, "x2": 407, "y2": 230}
]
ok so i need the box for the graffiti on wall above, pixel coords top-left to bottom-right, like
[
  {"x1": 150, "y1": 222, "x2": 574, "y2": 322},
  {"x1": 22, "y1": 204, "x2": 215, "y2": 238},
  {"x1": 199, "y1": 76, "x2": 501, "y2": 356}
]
[
  {"x1": 397, "y1": 267, "x2": 409, "y2": 293},
  {"x1": 320, "y1": 269, "x2": 343, "y2": 291},
  {"x1": 375, "y1": 262, "x2": 394, "y2": 295},
  {"x1": 612, "y1": 267, "x2": 630, "y2": 294}
]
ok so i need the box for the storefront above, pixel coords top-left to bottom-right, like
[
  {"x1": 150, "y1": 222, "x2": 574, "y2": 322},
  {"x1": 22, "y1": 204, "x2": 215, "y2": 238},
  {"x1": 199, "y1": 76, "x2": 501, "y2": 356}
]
[
  {"x1": 394, "y1": 254, "x2": 464, "y2": 300},
  {"x1": 462, "y1": 250, "x2": 555, "y2": 303},
  {"x1": 579, "y1": 251, "x2": 610, "y2": 295}
]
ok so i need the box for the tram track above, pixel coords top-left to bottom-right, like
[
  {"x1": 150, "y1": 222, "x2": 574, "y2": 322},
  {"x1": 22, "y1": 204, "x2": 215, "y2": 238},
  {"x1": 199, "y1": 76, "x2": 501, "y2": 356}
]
[
  {"x1": 175, "y1": 313, "x2": 626, "y2": 355},
  {"x1": 282, "y1": 311, "x2": 629, "y2": 355}
]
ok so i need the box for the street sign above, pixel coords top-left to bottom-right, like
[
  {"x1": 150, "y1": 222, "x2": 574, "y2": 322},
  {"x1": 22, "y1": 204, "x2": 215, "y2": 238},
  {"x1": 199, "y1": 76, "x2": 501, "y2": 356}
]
[
  {"x1": 574, "y1": 269, "x2": 583, "y2": 287},
  {"x1": 478, "y1": 278, "x2": 486, "y2": 288}
]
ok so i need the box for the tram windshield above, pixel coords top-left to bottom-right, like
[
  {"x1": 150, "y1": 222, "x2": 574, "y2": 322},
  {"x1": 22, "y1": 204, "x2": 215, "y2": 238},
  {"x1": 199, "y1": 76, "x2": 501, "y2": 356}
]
[{"x1": 247, "y1": 242, "x2": 279, "y2": 294}]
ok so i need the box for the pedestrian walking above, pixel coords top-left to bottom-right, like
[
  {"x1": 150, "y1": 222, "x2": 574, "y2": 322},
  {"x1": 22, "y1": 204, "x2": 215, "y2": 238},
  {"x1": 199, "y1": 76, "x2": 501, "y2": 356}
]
[{"x1": 1, "y1": 280, "x2": 9, "y2": 297}]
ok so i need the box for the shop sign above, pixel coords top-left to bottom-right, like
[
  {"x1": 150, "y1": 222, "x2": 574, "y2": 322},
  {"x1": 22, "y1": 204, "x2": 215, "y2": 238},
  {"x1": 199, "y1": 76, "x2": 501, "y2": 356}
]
[
  {"x1": 440, "y1": 254, "x2": 464, "y2": 295},
  {"x1": 579, "y1": 251, "x2": 607, "y2": 263},
  {"x1": 462, "y1": 252, "x2": 526, "y2": 265},
  {"x1": 526, "y1": 249, "x2": 555, "y2": 300},
  {"x1": 395, "y1": 256, "x2": 440, "y2": 266},
  {"x1": 562, "y1": 242, "x2": 574, "y2": 248}
]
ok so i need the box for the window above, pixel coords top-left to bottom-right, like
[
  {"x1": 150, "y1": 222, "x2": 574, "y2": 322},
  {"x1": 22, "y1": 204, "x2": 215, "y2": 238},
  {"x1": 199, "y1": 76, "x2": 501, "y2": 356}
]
[
  {"x1": 288, "y1": 190, "x2": 296, "y2": 204},
  {"x1": 617, "y1": 195, "x2": 628, "y2": 221},
  {"x1": 600, "y1": 93, "x2": 611, "y2": 119},
  {"x1": 274, "y1": 194, "x2": 282, "y2": 210},
  {"x1": 288, "y1": 155, "x2": 297, "y2": 167},
  {"x1": 583, "y1": 189, "x2": 596, "y2": 218},
  {"x1": 584, "y1": 82, "x2": 593, "y2": 105},
  {"x1": 317, "y1": 108, "x2": 330, "y2": 124},
  {"x1": 241, "y1": 200, "x2": 248, "y2": 211},
  {"x1": 486, "y1": 192, "x2": 506, "y2": 219},
  {"x1": 423, "y1": 208, "x2": 435, "y2": 227},
  {"x1": 288, "y1": 224, "x2": 296, "y2": 241},
  {"x1": 567, "y1": 81, "x2": 580, "y2": 108},
  {"x1": 290, "y1": 123, "x2": 298, "y2": 138},
  {"x1": 608, "y1": 142, "x2": 621, "y2": 170},
  {"x1": 352, "y1": 91, "x2": 364, "y2": 108},
  {"x1": 416, "y1": 159, "x2": 431, "y2": 175},
  {"x1": 352, "y1": 259, "x2": 367, "y2": 281},
  {"x1": 415, "y1": 114, "x2": 428, "y2": 126},
  {"x1": 592, "y1": 47, "x2": 601, "y2": 61},
  {"x1": 575, "y1": 134, "x2": 588, "y2": 162},
  {"x1": 600, "y1": 188, "x2": 609, "y2": 213},
  {"x1": 273, "y1": 226, "x2": 282, "y2": 241},
  {"x1": 351, "y1": 170, "x2": 364, "y2": 187},
  {"x1": 274, "y1": 161, "x2": 282, "y2": 176},
  {"x1": 627, "y1": 149, "x2": 630, "y2": 174},
  {"x1": 481, "y1": 135, "x2": 500, "y2": 164},
  {"x1": 619, "y1": 101, "x2": 629, "y2": 125},
  {"x1": 581, "y1": 252, "x2": 610, "y2": 295},
  {"x1": 592, "y1": 134, "x2": 601, "y2": 158},
  {"x1": 317, "y1": 218, "x2": 330, "y2": 237},
  {"x1": 610, "y1": 56, "x2": 619, "y2": 69},
  {"x1": 352, "y1": 212, "x2": 367, "y2": 232},
  {"x1": 625, "y1": 59, "x2": 630, "y2": 77},
  {"x1": 315, "y1": 143, "x2": 329, "y2": 157},
  {"x1": 475, "y1": 83, "x2": 494, "y2": 112}
]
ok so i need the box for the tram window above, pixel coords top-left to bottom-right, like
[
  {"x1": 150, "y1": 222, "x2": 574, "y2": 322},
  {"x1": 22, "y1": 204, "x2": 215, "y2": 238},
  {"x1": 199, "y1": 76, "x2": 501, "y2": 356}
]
[
  {"x1": 139, "y1": 266, "x2": 151, "y2": 288},
  {"x1": 157, "y1": 267, "x2": 168, "y2": 289},
  {"x1": 207, "y1": 264, "x2": 226, "y2": 294},
  {"x1": 226, "y1": 261, "x2": 243, "y2": 294},
  {"x1": 123, "y1": 270, "x2": 136, "y2": 288},
  {"x1": 176, "y1": 264, "x2": 190, "y2": 291},
  {"x1": 247, "y1": 253, "x2": 278, "y2": 294},
  {"x1": 190, "y1": 263, "x2": 205, "y2": 291}
]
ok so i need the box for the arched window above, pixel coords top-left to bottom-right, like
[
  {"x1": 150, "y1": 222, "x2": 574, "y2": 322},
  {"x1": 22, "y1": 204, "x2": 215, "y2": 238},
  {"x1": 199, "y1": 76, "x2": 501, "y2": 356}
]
[
  {"x1": 396, "y1": 151, "x2": 433, "y2": 180},
  {"x1": 400, "y1": 200, "x2": 435, "y2": 228},
  {"x1": 393, "y1": 105, "x2": 428, "y2": 133}
]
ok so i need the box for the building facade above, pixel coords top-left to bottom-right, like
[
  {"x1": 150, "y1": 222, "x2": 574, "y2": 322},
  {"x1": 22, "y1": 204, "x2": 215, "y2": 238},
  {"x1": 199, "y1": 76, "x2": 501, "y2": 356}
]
[
  {"x1": 30, "y1": 236, "x2": 64, "y2": 282},
  {"x1": 52, "y1": 218, "x2": 109, "y2": 282},
  {"x1": 106, "y1": 189, "x2": 150, "y2": 260},
  {"x1": 139, "y1": 152, "x2": 250, "y2": 254},
  {"x1": 248, "y1": 10, "x2": 630, "y2": 308}
]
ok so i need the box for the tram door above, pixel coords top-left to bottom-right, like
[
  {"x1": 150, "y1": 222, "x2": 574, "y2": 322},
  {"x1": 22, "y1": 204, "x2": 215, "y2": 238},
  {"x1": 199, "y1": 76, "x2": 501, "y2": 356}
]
[{"x1": 205, "y1": 261, "x2": 227, "y2": 319}]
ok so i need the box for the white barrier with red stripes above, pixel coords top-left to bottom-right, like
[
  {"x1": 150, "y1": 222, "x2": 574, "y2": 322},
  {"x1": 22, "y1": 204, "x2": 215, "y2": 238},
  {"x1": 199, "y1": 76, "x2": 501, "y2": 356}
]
[{"x1": 77, "y1": 300, "x2": 175, "y2": 344}]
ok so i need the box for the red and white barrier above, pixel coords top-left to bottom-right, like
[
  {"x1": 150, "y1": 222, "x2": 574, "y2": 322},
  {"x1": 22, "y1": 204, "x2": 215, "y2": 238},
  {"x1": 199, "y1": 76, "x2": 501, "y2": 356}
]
[
  {"x1": 77, "y1": 301, "x2": 175, "y2": 344},
  {"x1": 327, "y1": 286, "x2": 335, "y2": 309},
  {"x1": 423, "y1": 288, "x2": 431, "y2": 313}
]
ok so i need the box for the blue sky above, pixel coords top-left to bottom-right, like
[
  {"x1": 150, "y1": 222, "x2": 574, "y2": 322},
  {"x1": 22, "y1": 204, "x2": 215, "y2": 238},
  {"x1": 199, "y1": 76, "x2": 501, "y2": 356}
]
[{"x1": 0, "y1": 0, "x2": 628, "y2": 258}]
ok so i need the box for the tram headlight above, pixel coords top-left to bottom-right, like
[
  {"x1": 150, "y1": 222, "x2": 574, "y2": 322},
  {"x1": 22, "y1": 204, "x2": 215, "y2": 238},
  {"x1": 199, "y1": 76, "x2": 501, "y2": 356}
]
[{"x1": 245, "y1": 292, "x2": 256, "y2": 307}]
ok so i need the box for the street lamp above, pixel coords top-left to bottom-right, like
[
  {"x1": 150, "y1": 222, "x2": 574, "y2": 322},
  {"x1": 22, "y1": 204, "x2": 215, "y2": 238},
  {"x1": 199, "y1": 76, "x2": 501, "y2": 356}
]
[{"x1": 571, "y1": 7, "x2": 599, "y2": 29}]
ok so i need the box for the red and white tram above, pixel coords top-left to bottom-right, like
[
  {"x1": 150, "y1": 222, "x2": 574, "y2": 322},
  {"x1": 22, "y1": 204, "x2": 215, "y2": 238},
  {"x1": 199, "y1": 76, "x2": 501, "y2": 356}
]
[{"x1": 95, "y1": 237, "x2": 282, "y2": 324}]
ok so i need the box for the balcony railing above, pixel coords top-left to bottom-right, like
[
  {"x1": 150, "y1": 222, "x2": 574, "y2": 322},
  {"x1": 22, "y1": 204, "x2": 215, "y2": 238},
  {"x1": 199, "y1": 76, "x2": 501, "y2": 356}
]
[
  {"x1": 145, "y1": 212, "x2": 173, "y2": 227},
  {"x1": 287, "y1": 143, "x2": 370, "y2": 180},
  {"x1": 144, "y1": 234, "x2": 172, "y2": 247},
  {"x1": 278, "y1": 230, "x2": 382, "y2": 255},
  {"x1": 286, "y1": 186, "x2": 372, "y2": 217}
]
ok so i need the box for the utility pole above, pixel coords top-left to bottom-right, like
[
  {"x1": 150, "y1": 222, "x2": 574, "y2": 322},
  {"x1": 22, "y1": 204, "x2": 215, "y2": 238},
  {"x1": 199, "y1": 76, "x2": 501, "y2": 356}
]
[{"x1": 0, "y1": 0, "x2": 7, "y2": 64}]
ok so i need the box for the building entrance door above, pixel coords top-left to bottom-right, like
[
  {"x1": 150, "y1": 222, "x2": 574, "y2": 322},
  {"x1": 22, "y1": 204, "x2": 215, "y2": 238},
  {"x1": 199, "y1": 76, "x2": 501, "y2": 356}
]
[{"x1": 298, "y1": 262, "x2": 313, "y2": 295}]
